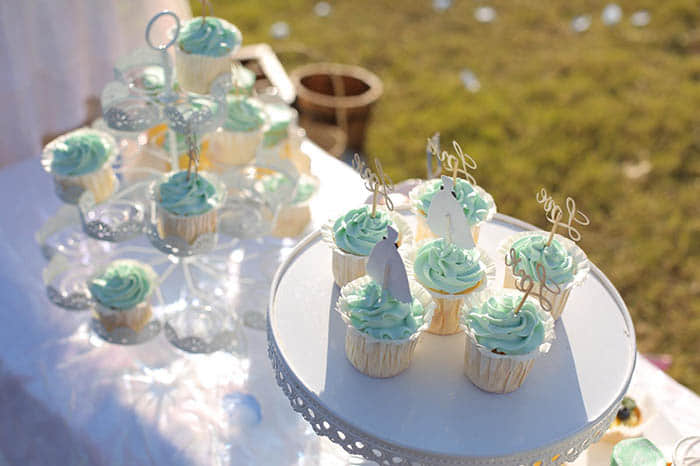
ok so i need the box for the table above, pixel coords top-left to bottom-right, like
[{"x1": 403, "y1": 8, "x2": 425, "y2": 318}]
[{"x1": 0, "y1": 142, "x2": 698, "y2": 465}]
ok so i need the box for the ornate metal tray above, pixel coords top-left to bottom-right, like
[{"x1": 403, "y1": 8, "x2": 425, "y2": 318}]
[{"x1": 267, "y1": 213, "x2": 636, "y2": 466}]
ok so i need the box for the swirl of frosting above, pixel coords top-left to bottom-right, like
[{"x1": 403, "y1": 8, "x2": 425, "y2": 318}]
[
  {"x1": 262, "y1": 173, "x2": 316, "y2": 204},
  {"x1": 511, "y1": 234, "x2": 575, "y2": 285},
  {"x1": 413, "y1": 239, "x2": 484, "y2": 294},
  {"x1": 343, "y1": 280, "x2": 424, "y2": 340},
  {"x1": 224, "y1": 96, "x2": 266, "y2": 132},
  {"x1": 418, "y1": 178, "x2": 490, "y2": 225},
  {"x1": 262, "y1": 103, "x2": 295, "y2": 147},
  {"x1": 333, "y1": 206, "x2": 392, "y2": 256},
  {"x1": 178, "y1": 17, "x2": 240, "y2": 57},
  {"x1": 158, "y1": 171, "x2": 219, "y2": 216},
  {"x1": 89, "y1": 260, "x2": 153, "y2": 310},
  {"x1": 51, "y1": 132, "x2": 111, "y2": 176},
  {"x1": 467, "y1": 294, "x2": 545, "y2": 355}
]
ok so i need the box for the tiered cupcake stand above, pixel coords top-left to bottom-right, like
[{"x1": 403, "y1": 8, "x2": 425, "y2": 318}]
[
  {"x1": 39, "y1": 11, "x2": 301, "y2": 351},
  {"x1": 267, "y1": 214, "x2": 636, "y2": 466}
]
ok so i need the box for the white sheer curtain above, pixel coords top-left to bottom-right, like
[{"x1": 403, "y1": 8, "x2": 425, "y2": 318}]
[{"x1": 0, "y1": 0, "x2": 191, "y2": 168}]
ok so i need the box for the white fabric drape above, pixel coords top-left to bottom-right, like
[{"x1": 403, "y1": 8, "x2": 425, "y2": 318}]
[{"x1": 0, "y1": 0, "x2": 191, "y2": 168}]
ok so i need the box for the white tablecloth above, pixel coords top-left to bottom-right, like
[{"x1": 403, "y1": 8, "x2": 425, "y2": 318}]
[{"x1": 0, "y1": 143, "x2": 697, "y2": 465}]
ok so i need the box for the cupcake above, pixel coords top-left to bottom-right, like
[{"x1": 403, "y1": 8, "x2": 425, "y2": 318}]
[
  {"x1": 610, "y1": 438, "x2": 667, "y2": 466},
  {"x1": 408, "y1": 177, "x2": 496, "y2": 244},
  {"x1": 321, "y1": 206, "x2": 413, "y2": 287},
  {"x1": 337, "y1": 276, "x2": 434, "y2": 378},
  {"x1": 462, "y1": 290, "x2": 555, "y2": 393},
  {"x1": 410, "y1": 238, "x2": 494, "y2": 335},
  {"x1": 208, "y1": 95, "x2": 267, "y2": 168},
  {"x1": 499, "y1": 231, "x2": 590, "y2": 320},
  {"x1": 155, "y1": 171, "x2": 226, "y2": 244},
  {"x1": 260, "y1": 172, "x2": 319, "y2": 237},
  {"x1": 88, "y1": 259, "x2": 157, "y2": 332},
  {"x1": 174, "y1": 17, "x2": 242, "y2": 94},
  {"x1": 42, "y1": 128, "x2": 118, "y2": 204}
]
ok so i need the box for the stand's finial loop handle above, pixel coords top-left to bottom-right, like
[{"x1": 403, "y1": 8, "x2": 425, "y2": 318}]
[{"x1": 146, "y1": 10, "x2": 181, "y2": 52}]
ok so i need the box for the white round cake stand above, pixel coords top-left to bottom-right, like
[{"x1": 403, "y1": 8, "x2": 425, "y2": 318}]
[{"x1": 267, "y1": 213, "x2": 636, "y2": 466}]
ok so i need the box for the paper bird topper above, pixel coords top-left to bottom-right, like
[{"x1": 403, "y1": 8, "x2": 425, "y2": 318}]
[
  {"x1": 505, "y1": 247, "x2": 560, "y2": 314},
  {"x1": 426, "y1": 138, "x2": 478, "y2": 186},
  {"x1": 426, "y1": 175, "x2": 476, "y2": 249},
  {"x1": 352, "y1": 154, "x2": 394, "y2": 215},
  {"x1": 366, "y1": 226, "x2": 411, "y2": 303},
  {"x1": 536, "y1": 188, "x2": 590, "y2": 245}
]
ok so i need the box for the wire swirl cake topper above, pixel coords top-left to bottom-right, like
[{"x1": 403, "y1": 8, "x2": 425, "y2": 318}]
[
  {"x1": 536, "y1": 188, "x2": 590, "y2": 245},
  {"x1": 352, "y1": 154, "x2": 394, "y2": 216},
  {"x1": 505, "y1": 247, "x2": 560, "y2": 314},
  {"x1": 426, "y1": 137, "x2": 478, "y2": 186}
]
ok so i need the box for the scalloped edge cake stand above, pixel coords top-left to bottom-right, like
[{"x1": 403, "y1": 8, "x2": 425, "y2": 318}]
[{"x1": 267, "y1": 213, "x2": 637, "y2": 466}]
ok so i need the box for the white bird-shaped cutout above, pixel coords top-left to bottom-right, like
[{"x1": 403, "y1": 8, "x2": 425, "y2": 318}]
[
  {"x1": 366, "y1": 226, "x2": 412, "y2": 303},
  {"x1": 426, "y1": 175, "x2": 476, "y2": 250}
]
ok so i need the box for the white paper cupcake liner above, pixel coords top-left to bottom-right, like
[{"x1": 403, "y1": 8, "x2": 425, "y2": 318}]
[
  {"x1": 321, "y1": 210, "x2": 414, "y2": 287},
  {"x1": 497, "y1": 230, "x2": 591, "y2": 320},
  {"x1": 408, "y1": 179, "x2": 497, "y2": 244},
  {"x1": 151, "y1": 171, "x2": 227, "y2": 244},
  {"x1": 41, "y1": 128, "x2": 119, "y2": 204},
  {"x1": 208, "y1": 128, "x2": 264, "y2": 168},
  {"x1": 403, "y1": 241, "x2": 496, "y2": 335},
  {"x1": 336, "y1": 275, "x2": 435, "y2": 378},
  {"x1": 461, "y1": 288, "x2": 555, "y2": 393},
  {"x1": 174, "y1": 50, "x2": 232, "y2": 95}
]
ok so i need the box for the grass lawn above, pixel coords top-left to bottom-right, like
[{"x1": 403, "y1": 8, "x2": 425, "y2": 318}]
[{"x1": 196, "y1": 0, "x2": 700, "y2": 391}]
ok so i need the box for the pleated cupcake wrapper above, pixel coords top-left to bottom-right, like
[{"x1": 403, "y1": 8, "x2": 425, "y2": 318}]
[
  {"x1": 461, "y1": 288, "x2": 555, "y2": 393},
  {"x1": 321, "y1": 210, "x2": 414, "y2": 288},
  {"x1": 94, "y1": 300, "x2": 153, "y2": 333},
  {"x1": 403, "y1": 240, "x2": 497, "y2": 334},
  {"x1": 208, "y1": 125, "x2": 266, "y2": 168},
  {"x1": 41, "y1": 128, "x2": 119, "y2": 204},
  {"x1": 336, "y1": 275, "x2": 435, "y2": 378},
  {"x1": 497, "y1": 230, "x2": 590, "y2": 320},
  {"x1": 174, "y1": 47, "x2": 235, "y2": 95},
  {"x1": 122, "y1": 144, "x2": 171, "y2": 183},
  {"x1": 89, "y1": 260, "x2": 158, "y2": 333},
  {"x1": 54, "y1": 168, "x2": 117, "y2": 204},
  {"x1": 151, "y1": 171, "x2": 227, "y2": 244},
  {"x1": 407, "y1": 179, "x2": 497, "y2": 244}
]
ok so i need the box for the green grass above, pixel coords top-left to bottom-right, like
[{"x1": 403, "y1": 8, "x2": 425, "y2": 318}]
[{"x1": 197, "y1": 0, "x2": 700, "y2": 391}]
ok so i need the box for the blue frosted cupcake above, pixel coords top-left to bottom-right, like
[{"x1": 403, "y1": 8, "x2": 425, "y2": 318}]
[
  {"x1": 462, "y1": 289, "x2": 554, "y2": 393},
  {"x1": 41, "y1": 128, "x2": 118, "y2": 203},
  {"x1": 209, "y1": 95, "x2": 267, "y2": 168},
  {"x1": 89, "y1": 260, "x2": 157, "y2": 332},
  {"x1": 337, "y1": 275, "x2": 434, "y2": 377},
  {"x1": 155, "y1": 171, "x2": 226, "y2": 244},
  {"x1": 498, "y1": 231, "x2": 590, "y2": 320},
  {"x1": 321, "y1": 206, "x2": 413, "y2": 287},
  {"x1": 174, "y1": 17, "x2": 242, "y2": 94}
]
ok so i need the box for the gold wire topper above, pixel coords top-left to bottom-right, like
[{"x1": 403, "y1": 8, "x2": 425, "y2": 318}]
[
  {"x1": 426, "y1": 132, "x2": 441, "y2": 179},
  {"x1": 426, "y1": 138, "x2": 478, "y2": 186},
  {"x1": 200, "y1": 0, "x2": 211, "y2": 26},
  {"x1": 505, "y1": 248, "x2": 560, "y2": 314},
  {"x1": 352, "y1": 153, "x2": 394, "y2": 216},
  {"x1": 536, "y1": 188, "x2": 590, "y2": 246}
]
